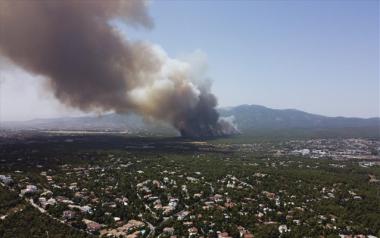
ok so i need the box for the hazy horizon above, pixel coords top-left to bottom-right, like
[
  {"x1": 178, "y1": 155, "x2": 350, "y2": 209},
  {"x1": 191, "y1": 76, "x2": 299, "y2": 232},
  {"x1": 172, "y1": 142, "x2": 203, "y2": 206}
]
[{"x1": 2, "y1": 103, "x2": 380, "y2": 123}]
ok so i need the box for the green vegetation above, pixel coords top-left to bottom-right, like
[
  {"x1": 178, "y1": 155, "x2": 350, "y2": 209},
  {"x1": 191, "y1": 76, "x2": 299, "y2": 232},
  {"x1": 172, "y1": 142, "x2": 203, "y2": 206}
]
[
  {"x1": 0, "y1": 134, "x2": 379, "y2": 237},
  {"x1": 0, "y1": 186, "x2": 22, "y2": 215},
  {"x1": 0, "y1": 205, "x2": 92, "y2": 238}
]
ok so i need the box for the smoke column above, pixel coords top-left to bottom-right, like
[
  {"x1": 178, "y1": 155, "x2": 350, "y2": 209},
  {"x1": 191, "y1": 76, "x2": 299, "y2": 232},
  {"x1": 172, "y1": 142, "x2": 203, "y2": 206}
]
[{"x1": 0, "y1": 0, "x2": 236, "y2": 137}]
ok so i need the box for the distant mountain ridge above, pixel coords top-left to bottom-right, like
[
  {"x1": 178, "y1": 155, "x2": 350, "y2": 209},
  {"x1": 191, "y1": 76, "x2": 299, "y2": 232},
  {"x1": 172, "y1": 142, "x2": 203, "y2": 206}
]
[
  {"x1": 2, "y1": 104, "x2": 380, "y2": 138},
  {"x1": 219, "y1": 104, "x2": 380, "y2": 130}
]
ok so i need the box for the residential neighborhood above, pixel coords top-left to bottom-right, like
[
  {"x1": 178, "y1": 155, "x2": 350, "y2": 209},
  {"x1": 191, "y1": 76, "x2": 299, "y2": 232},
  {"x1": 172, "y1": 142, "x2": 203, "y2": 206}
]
[{"x1": 0, "y1": 134, "x2": 379, "y2": 237}]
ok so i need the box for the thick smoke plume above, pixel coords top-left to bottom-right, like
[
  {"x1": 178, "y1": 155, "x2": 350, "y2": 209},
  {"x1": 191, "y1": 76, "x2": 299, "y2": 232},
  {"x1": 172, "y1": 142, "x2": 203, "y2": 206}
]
[{"x1": 0, "y1": 0, "x2": 237, "y2": 137}]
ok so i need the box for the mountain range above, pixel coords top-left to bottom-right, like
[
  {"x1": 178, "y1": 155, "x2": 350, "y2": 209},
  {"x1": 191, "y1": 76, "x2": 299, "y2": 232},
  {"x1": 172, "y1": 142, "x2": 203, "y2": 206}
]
[
  {"x1": 219, "y1": 104, "x2": 379, "y2": 129},
  {"x1": 2, "y1": 105, "x2": 379, "y2": 138}
]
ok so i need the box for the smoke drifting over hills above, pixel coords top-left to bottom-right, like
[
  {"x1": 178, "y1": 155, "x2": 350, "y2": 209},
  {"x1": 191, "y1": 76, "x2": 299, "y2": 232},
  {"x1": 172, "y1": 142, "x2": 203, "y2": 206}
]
[{"x1": 0, "y1": 0, "x2": 237, "y2": 137}]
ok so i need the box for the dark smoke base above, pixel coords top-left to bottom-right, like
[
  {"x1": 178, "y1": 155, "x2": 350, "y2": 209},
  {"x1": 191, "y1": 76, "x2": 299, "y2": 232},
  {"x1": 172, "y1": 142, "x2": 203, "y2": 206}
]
[{"x1": 0, "y1": 0, "x2": 238, "y2": 138}]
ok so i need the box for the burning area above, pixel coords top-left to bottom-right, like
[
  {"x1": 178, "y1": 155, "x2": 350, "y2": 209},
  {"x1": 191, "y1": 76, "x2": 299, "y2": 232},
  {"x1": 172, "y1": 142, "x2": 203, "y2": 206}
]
[{"x1": 0, "y1": 0, "x2": 238, "y2": 138}]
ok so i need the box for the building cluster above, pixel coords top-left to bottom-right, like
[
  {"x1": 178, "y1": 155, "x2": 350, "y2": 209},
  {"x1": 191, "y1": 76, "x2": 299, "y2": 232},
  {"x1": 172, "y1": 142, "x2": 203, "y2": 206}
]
[
  {"x1": 0, "y1": 136, "x2": 379, "y2": 237},
  {"x1": 222, "y1": 138, "x2": 380, "y2": 161}
]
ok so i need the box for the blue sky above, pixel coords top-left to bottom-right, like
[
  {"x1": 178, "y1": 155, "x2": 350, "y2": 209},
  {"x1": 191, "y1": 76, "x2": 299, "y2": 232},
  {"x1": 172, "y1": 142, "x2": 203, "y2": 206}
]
[
  {"x1": 122, "y1": 0, "x2": 379, "y2": 118},
  {"x1": 0, "y1": 0, "x2": 378, "y2": 121}
]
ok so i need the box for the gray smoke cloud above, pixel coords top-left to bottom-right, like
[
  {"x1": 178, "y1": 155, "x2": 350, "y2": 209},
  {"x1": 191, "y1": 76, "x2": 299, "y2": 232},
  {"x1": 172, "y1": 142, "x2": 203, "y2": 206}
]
[{"x1": 0, "y1": 0, "x2": 237, "y2": 137}]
